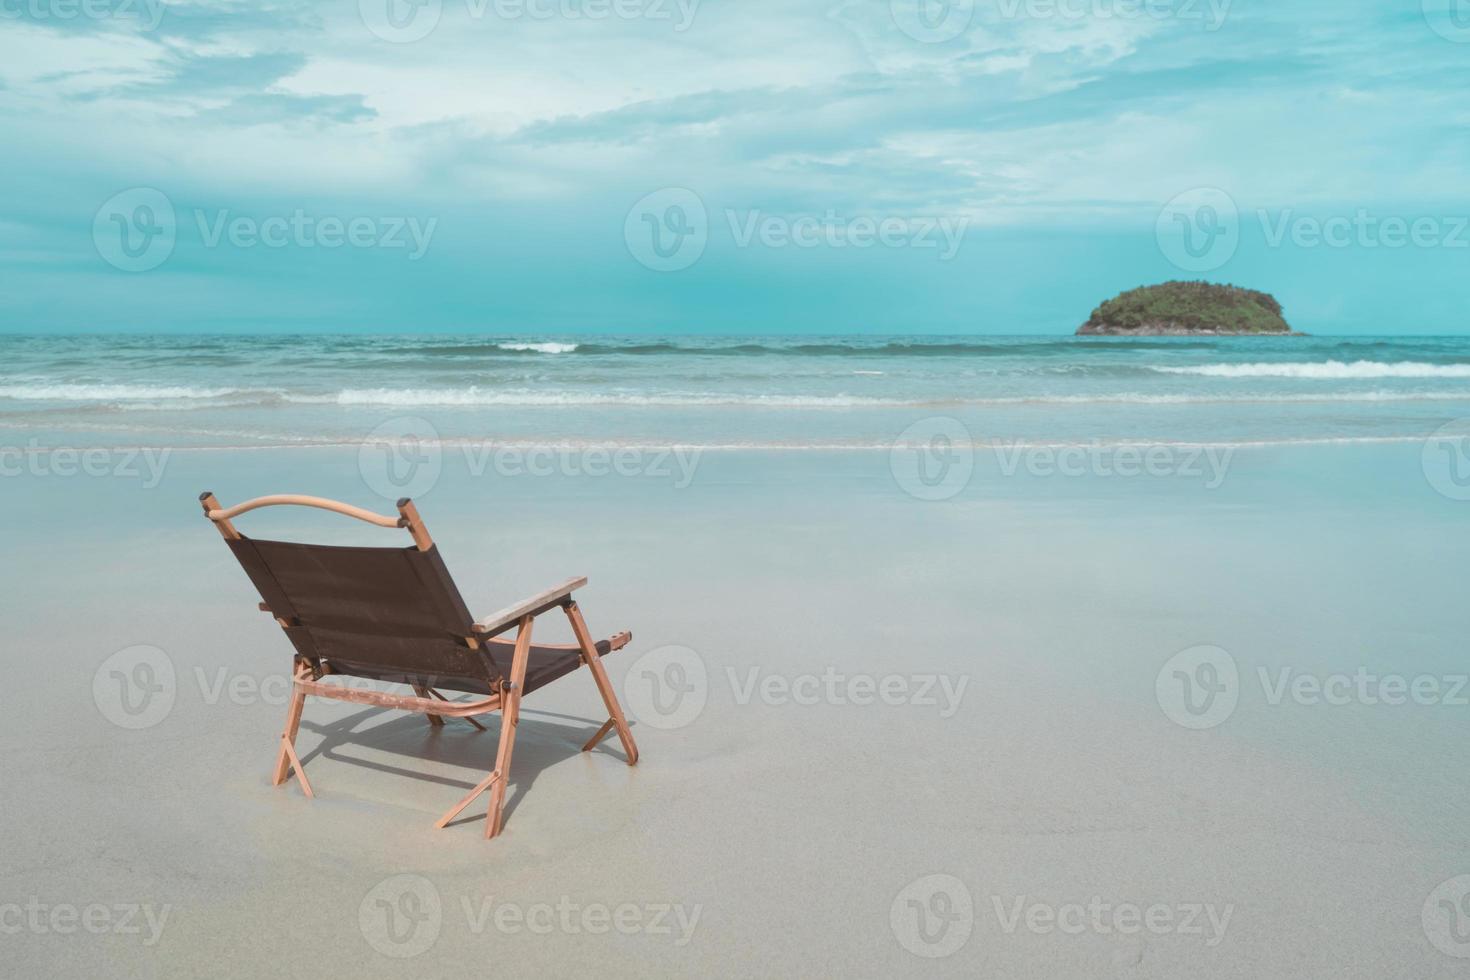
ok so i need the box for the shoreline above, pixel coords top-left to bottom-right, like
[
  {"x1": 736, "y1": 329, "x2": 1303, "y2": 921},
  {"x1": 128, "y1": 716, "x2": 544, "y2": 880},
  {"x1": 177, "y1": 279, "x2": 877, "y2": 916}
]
[
  {"x1": 1076, "y1": 326, "x2": 1310, "y2": 337},
  {"x1": 0, "y1": 433, "x2": 1451, "y2": 454}
]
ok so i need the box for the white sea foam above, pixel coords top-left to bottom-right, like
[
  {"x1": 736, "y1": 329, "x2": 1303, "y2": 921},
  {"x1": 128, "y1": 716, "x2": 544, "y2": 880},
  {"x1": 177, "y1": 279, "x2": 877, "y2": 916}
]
[
  {"x1": 1153, "y1": 360, "x2": 1470, "y2": 379},
  {"x1": 0, "y1": 383, "x2": 243, "y2": 401},
  {"x1": 6, "y1": 382, "x2": 1469, "y2": 410},
  {"x1": 0, "y1": 423, "x2": 1431, "y2": 453},
  {"x1": 1001, "y1": 391, "x2": 1470, "y2": 404},
  {"x1": 496, "y1": 342, "x2": 579, "y2": 354},
  {"x1": 317, "y1": 388, "x2": 1470, "y2": 409},
  {"x1": 323, "y1": 389, "x2": 907, "y2": 408}
]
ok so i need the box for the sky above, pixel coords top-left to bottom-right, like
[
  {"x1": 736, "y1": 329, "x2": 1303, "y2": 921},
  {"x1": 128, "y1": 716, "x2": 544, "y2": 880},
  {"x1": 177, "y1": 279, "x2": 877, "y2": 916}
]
[{"x1": 2, "y1": 0, "x2": 1469, "y2": 335}]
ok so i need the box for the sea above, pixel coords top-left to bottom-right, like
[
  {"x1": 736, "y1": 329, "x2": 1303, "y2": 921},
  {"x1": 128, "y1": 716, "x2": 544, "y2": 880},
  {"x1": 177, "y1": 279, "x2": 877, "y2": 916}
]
[{"x1": 3, "y1": 333, "x2": 1470, "y2": 451}]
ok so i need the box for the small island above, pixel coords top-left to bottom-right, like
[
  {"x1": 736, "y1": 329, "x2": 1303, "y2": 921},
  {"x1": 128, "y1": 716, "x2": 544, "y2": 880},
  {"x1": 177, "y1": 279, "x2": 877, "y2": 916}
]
[{"x1": 1077, "y1": 281, "x2": 1302, "y2": 336}]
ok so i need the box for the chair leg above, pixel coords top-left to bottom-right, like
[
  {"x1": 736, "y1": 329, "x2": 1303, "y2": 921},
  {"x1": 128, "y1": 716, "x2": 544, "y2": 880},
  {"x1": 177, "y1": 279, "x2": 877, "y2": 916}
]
[
  {"x1": 412, "y1": 684, "x2": 445, "y2": 726},
  {"x1": 582, "y1": 718, "x2": 616, "y2": 751},
  {"x1": 279, "y1": 735, "x2": 314, "y2": 798},
  {"x1": 427, "y1": 688, "x2": 487, "y2": 731},
  {"x1": 272, "y1": 663, "x2": 313, "y2": 795},
  {"x1": 565, "y1": 602, "x2": 639, "y2": 766},
  {"x1": 436, "y1": 768, "x2": 500, "y2": 828},
  {"x1": 486, "y1": 616, "x2": 533, "y2": 839},
  {"x1": 484, "y1": 699, "x2": 519, "y2": 838}
]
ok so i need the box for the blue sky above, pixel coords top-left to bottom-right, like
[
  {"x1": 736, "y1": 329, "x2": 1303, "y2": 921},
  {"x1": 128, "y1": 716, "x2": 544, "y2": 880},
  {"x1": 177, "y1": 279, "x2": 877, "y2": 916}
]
[{"x1": 2, "y1": 0, "x2": 1469, "y2": 334}]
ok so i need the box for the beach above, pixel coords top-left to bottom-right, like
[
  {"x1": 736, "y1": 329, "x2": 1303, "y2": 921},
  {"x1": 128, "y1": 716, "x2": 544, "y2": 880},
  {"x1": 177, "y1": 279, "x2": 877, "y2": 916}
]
[
  {"x1": 9, "y1": 0, "x2": 1470, "y2": 970},
  {"x1": 2, "y1": 337, "x2": 1470, "y2": 976}
]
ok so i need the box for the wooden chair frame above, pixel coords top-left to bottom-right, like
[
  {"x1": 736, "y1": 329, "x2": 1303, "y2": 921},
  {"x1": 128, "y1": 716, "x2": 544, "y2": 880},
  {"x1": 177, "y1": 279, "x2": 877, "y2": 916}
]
[{"x1": 200, "y1": 492, "x2": 639, "y2": 839}]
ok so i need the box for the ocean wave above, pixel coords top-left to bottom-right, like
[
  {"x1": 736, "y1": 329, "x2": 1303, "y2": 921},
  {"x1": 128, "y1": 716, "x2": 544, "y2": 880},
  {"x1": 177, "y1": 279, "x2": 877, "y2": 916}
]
[
  {"x1": 570, "y1": 340, "x2": 1229, "y2": 357},
  {"x1": 496, "y1": 342, "x2": 579, "y2": 354},
  {"x1": 309, "y1": 388, "x2": 1470, "y2": 409},
  {"x1": 324, "y1": 389, "x2": 908, "y2": 408},
  {"x1": 0, "y1": 383, "x2": 245, "y2": 401},
  {"x1": 1153, "y1": 360, "x2": 1470, "y2": 379},
  {"x1": 375, "y1": 338, "x2": 1233, "y2": 359},
  {"x1": 8, "y1": 382, "x2": 1470, "y2": 411},
  {"x1": 1008, "y1": 391, "x2": 1470, "y2": 404},
  {"x1": 112, "y1": 393, "x2": 288, "y2": 412}
]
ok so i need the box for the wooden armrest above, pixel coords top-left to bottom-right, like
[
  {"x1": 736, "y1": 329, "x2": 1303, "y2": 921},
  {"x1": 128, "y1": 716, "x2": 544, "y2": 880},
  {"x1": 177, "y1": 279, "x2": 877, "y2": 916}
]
[{"x1": 473, "y1": 576, "x2": 587, "y2": 638}]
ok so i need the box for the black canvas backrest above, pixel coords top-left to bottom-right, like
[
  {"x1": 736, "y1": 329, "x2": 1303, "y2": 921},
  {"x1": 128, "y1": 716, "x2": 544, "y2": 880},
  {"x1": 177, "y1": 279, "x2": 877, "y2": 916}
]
[{"x1": 226, "y1": 535, "x2": 500, "y2": 692}]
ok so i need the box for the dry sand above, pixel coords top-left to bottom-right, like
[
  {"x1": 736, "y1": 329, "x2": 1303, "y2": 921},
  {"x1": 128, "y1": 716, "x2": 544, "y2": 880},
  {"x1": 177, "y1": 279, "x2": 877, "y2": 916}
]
[{"x1": 2, "y1": 445, "x2": 1467, "y2": 977}]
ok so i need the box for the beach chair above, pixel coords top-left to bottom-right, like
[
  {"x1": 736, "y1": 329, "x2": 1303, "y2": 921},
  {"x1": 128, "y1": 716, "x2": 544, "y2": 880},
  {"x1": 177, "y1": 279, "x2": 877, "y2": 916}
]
[{"x1": 199, "y1": 492, "x2": 639, "y2": 839}]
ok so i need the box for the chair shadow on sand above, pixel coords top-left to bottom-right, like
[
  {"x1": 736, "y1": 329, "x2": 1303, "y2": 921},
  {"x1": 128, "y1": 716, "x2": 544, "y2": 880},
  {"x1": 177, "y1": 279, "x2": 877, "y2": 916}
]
[{"x1": 296, "y1": 701, "x2": 636, "y2": 829}]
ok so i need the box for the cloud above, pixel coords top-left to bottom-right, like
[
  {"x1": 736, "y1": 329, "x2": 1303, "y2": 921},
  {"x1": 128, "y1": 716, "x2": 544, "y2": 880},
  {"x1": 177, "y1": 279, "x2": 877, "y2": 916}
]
[
  {"x1": 3, "y1": 0, "x2": 1470, "y2": 331},
  {"x1": 106, "y1": 50, "x2": 309, "y2": 95},
  {"x1": 207, "y1": 91, "x2": 376, "y2": 124}
]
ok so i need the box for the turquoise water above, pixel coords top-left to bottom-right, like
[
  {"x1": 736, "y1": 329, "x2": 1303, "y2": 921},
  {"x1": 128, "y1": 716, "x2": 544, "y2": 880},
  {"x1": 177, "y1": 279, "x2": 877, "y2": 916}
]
[{"x1": 3, "y1": 334, "x2": 1470, "y2": 448}]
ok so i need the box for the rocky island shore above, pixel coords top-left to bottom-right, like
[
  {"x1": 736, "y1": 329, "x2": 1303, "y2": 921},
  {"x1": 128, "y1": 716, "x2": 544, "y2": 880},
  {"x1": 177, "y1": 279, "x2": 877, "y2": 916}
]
[{"x1": 1078, "y1": 281, "x2": 1304, "y2": 336}]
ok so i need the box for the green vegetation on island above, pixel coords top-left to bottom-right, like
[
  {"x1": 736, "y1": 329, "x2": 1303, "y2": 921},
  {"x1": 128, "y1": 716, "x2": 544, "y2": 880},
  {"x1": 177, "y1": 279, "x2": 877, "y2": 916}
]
[{"x1": 1077, "y1": 281, "x2": 1299, "y2": 336}]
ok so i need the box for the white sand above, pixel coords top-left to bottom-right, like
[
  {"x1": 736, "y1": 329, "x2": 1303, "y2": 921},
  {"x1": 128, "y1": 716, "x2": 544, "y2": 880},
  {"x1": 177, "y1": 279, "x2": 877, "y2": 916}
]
[{"x1": 1, "y1": 445, "x2": 1467, "y2": 978}]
